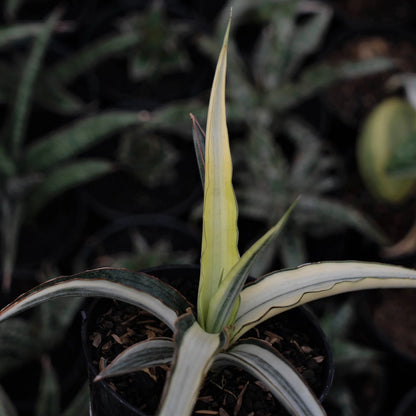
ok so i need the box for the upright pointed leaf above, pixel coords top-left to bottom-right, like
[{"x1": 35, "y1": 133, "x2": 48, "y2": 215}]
[
  {"x1": 8, "y1": 8, "x2": 62, "y2": 157},
  {"x1": 0, "y1": 268, "x2": 191, "y2": 331},
  {"x1": 198, "y1": 16, "x2": 239, "y2": 328},
  {"x1": 205, "y1": 201, "x2": 296, "y2": 333},
  {"x1": 215, "y1": 339, "x2": 326, "y2": 416},
  {"x1": 232, "y1": 261, "x2": 416, "y2": 341}
]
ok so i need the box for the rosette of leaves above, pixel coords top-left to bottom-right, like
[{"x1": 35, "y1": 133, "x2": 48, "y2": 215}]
[
  {"x1": 0, "y1": 10, "x2": 144, "y2": 291},
  {"x1": 2, "y1": 17, "x2": 416, "y2": 416}
]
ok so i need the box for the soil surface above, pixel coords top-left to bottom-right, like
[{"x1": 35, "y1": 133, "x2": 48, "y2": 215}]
[{"x1": 88, "y1": 300, "x2": 327, "y2": 415}]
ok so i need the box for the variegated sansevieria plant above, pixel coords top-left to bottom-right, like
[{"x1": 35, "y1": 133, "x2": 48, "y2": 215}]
[{"x1": 2, "y1": 16, "x2": 416, "y2": 416}]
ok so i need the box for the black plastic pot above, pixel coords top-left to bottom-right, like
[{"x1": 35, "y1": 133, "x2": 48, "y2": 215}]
[
  {"x1": 81, "y1": 265, "x2": 334, "y2": 416},
  {"x1": 74, "y1": 214, "x2": 201, "y2": 272}
]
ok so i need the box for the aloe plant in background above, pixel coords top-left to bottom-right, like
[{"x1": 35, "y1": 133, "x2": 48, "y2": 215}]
[
  {"x1": 2, "y1": 16, "x2": 416, "y2": 416},
  {"x1": 0, "y1": 9, "x2": 144, "y2": 292}
]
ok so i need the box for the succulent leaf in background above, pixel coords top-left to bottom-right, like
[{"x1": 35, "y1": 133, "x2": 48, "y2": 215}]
[
  {"x1": 0, "y1": 10, "x2": 143, "y2": 291},
  {"x1": 238, "y1": 117, "x2": 386, "y2": 271}
]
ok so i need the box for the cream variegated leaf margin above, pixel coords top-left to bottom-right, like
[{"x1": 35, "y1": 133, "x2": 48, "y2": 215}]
[
  {"x1": 205, "y1": 200, "x2": 298, "y2": 333},
  {"x1": 0, "y1": 268, "x2": 191, "y2": 331},
  {"x1": 198, "y1": 16, "x2": 240, "y2": 329},
  {"x1": 157, "y1": 313, "x2": 228, "y2": 416},
  {"x1": 95, "y1": 338, "x2": 174, "y2": 380},
  {"x1": 231, "y1": 261, "x2": 416, "y2": 341},
  {"x1": 214, "y1": 339, "x2": 325, "y2": 416}
]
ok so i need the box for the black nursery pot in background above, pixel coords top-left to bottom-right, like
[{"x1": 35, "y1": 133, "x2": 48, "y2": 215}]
[{"x1": 81, "y1": 265, "x2": 334, "y2": 416}]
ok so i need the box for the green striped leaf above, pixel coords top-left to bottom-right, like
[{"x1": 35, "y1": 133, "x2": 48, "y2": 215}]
[
  {"x1": 8, "y1": 8, "x2": 62, "y2": 157},
  {"x1": 215, "y1": 339, "x2": 325, "y2": 416},
  {"x1": 158, "y1": 313, "x2": 228, "y2": 416},
  {"x1": 0, "y1": 23, "x2": 43, "y2": 49},
  {"x1": 232, "y1": 261, "x2": 416, "y2": 341},
  {"x1": 24, "y1": 112, "x2": 141, "y2": 171},
  {"x1": 205, "y1": 200, "x2": 297, "y2": 333},
  {"x1": 198, "y1": 16, "x2": 239, "y2": 329},
  {"x1": 95, "y1": 338, "x2": 174, "y2": 380},
  {"x1": 47, "y1": 32, "x2": 141, "y2": 85},
  {"x1": 0, "y1": 268, "x2": 191, "y2": 331}
]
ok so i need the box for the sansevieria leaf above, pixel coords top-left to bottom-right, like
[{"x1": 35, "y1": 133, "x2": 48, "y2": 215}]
[
  {"x1": 205, "y1": 200, "x2": 297, "y2": 333},
  {"x1": 158, "y1": 313, "x2": 228, "y2": 416},
  {"x1": 95, "y1": 338, "x2": 174, "y2": 380},
  {"x1": 190, "y1": 113, "x2": 206, "y2": 188},
  {"x1": 198, "y1": 15, "x2": 239, "y2": 330},
  {"x1": 232, "y1": 261, "x2": 416, "y2": 341},
  {"x1": 0, "y1": 268, "x2": 191, "y2": 331}
]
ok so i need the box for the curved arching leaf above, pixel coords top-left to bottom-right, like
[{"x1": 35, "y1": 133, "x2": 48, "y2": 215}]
[
  {"x1": 95, "y1": 338, "x2": 174, "y2": 380},
  {"x1": 214, "y1": 339, "x2": 325, "y2": 416},
  {"x1": 0, "y1": 268, "x2": 191, "y2": 331},
  {"x1": 232, "y1": 261, "x2": 416, "y2": 341}
]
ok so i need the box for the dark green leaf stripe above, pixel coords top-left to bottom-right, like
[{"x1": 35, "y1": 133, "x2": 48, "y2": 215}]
[
  {"x1": 96, "y1": 338, "x2": 174, "y2": 380},
  {"x1": 215, "y1": 339, "x2": 325, "y2": 416},
  {"x1": 190, "y1": 113, "x2": 206, "y2": 188},
  {"x1": 0, "y1": 268, "x2": 192, "y2": 329},
  {"x1": 232, "y1": 261, "x2": 416, "y2": 340}
]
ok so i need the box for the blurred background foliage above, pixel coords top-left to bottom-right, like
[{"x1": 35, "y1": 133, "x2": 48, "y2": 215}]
[{"x1": 1, "y1": 0, "x2": 416, "y2": 415}]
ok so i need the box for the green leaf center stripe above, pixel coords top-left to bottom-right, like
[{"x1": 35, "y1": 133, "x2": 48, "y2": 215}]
[
  {"x1": 232, "y1": 261, "x2": 416, "y2": 340},
  {"x1": 96, "y1": 338, "x2": 174, "y2": 380}
]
